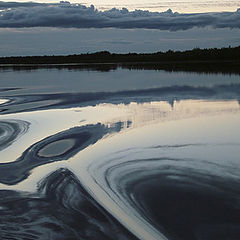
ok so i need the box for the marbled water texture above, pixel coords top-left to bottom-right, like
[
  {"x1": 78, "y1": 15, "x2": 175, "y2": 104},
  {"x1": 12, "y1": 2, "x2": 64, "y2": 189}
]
[{"x1": 0, "y1": 67, "x2": 240, "y2": 240}]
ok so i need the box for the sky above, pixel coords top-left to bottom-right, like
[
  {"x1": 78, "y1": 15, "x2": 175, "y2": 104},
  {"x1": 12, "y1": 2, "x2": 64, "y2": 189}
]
[
  {"x1": 0, "y1": 0, "x2": 239, "y2": 56},
  {"x1": 64, "y1": 0, "x2": 240, "y2": 13},
  {"x1": 1, "y1": 0, "x2": 239, "y2": 13}
]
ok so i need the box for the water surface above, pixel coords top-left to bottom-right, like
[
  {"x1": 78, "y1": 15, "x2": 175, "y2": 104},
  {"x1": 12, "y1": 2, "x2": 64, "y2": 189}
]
[{"x1": 0, "y1": 67, "x2": 240, "y2": 240}]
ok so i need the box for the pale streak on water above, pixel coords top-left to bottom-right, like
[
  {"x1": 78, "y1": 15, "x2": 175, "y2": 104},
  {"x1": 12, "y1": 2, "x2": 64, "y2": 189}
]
[{"x1": 0, "y1": 67, "x2": 240, "y2": 240}]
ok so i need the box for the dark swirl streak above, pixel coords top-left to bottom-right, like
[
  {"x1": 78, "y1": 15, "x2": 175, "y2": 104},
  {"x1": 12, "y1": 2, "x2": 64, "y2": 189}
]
[
  {"x1": 0, "y1": 119, "x2": 29, "y2": 151},
  {"x1": 89, "y1": 156, "x2": 240, "y2": 240},
  {"x1": 0, "y1": 122, "x2": 124, "y2": 185},
  {"x1": 1, "y1": 83, "x2": 240, "y2": 115},
  {"x1": 0, "y1": 168, "x2": 138, "y2": 240}
]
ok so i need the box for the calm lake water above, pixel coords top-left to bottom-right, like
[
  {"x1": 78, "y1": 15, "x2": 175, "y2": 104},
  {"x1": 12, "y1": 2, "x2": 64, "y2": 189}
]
[{"x1": 0, "y1": 67, "x2": 240, "y2": 240}]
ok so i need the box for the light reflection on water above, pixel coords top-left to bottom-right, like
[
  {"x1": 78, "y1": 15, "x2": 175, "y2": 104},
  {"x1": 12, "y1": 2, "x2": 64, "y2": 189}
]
[
  {"x1": 1, "y1": 68, "x2": 240, "y2": 95},
  {"x1": 0, "y1": 68, "x2": 240, "y2": 240}
]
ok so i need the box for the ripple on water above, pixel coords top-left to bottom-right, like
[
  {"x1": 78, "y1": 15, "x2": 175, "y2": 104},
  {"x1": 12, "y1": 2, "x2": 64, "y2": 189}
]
[
  {"x1": 0, "y1": 168, "x2": 138, "y2": 240},
  {"x1": 0, "y1": 120, "x2": 29, "y2": 152},
  {"x1": 0, "y1": 122, "x2": 124, "y2": 185},
  {"x1": 99, "y1": 157, "x2": 240, "y2": 240}
]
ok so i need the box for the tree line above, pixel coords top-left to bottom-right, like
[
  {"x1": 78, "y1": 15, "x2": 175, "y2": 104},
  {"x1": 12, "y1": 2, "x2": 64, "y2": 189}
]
[{"x1": 0, "y1": 46, "x2": 239, "y2": 65}]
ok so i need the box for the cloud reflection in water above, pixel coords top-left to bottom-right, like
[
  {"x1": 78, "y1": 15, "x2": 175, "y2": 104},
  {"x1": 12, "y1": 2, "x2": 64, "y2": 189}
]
[{"x1": 0, "y1": 69, "x2": 240, "y2": 240}]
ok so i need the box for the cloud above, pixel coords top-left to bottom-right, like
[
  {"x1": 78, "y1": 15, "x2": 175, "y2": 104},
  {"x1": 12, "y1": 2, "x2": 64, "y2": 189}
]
[{"x1": 0, "y1": 1, "x2": 239, "y2": 30}]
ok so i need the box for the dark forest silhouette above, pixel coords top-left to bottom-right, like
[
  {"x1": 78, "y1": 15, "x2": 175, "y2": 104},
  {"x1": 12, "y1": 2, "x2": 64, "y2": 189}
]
[{"x1": 0, "y1": 46, "x2": 239, "y2": 74}]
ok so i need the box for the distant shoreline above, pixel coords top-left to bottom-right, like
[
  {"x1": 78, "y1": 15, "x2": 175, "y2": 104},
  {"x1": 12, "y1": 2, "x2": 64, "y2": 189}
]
[
  {"x1": 0, "y1": 46, "x2": 239, "y2": 74},
  {"x1": 1, "y1": 46, "x2": 239, "y2": 64}
]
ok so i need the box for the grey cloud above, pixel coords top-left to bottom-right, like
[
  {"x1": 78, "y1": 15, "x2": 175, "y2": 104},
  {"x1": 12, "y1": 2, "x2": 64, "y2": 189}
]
[
  {"x1": 0, "y1": 1, "x2": 44, "y2": 9},
  {"x1": 0, "y1": 1, "x2": 239, "y2": 30}
]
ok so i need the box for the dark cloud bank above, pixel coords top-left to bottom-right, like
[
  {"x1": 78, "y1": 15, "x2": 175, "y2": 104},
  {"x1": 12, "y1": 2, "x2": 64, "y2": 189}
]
[{"x1": 0, "y1": 1, "x2": 240, "y2": 30}]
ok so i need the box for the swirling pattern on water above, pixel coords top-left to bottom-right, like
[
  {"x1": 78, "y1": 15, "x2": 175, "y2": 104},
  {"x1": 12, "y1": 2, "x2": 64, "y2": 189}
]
[
  {"x1": 90, "y1": 156, "x2": 240, "y2": 240},
  {"x1": 0, "y1": 68, "x2": 240, "y2": 240},
  {"x1": 0, "y1": 120, "x2": 29, "y2": 151},
  {"x1": 0, "y1": 123, "x2": 124, "y2": 185},
  {"x1": 0, "y1": 168, "x2": 138, "y2": 240}
]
